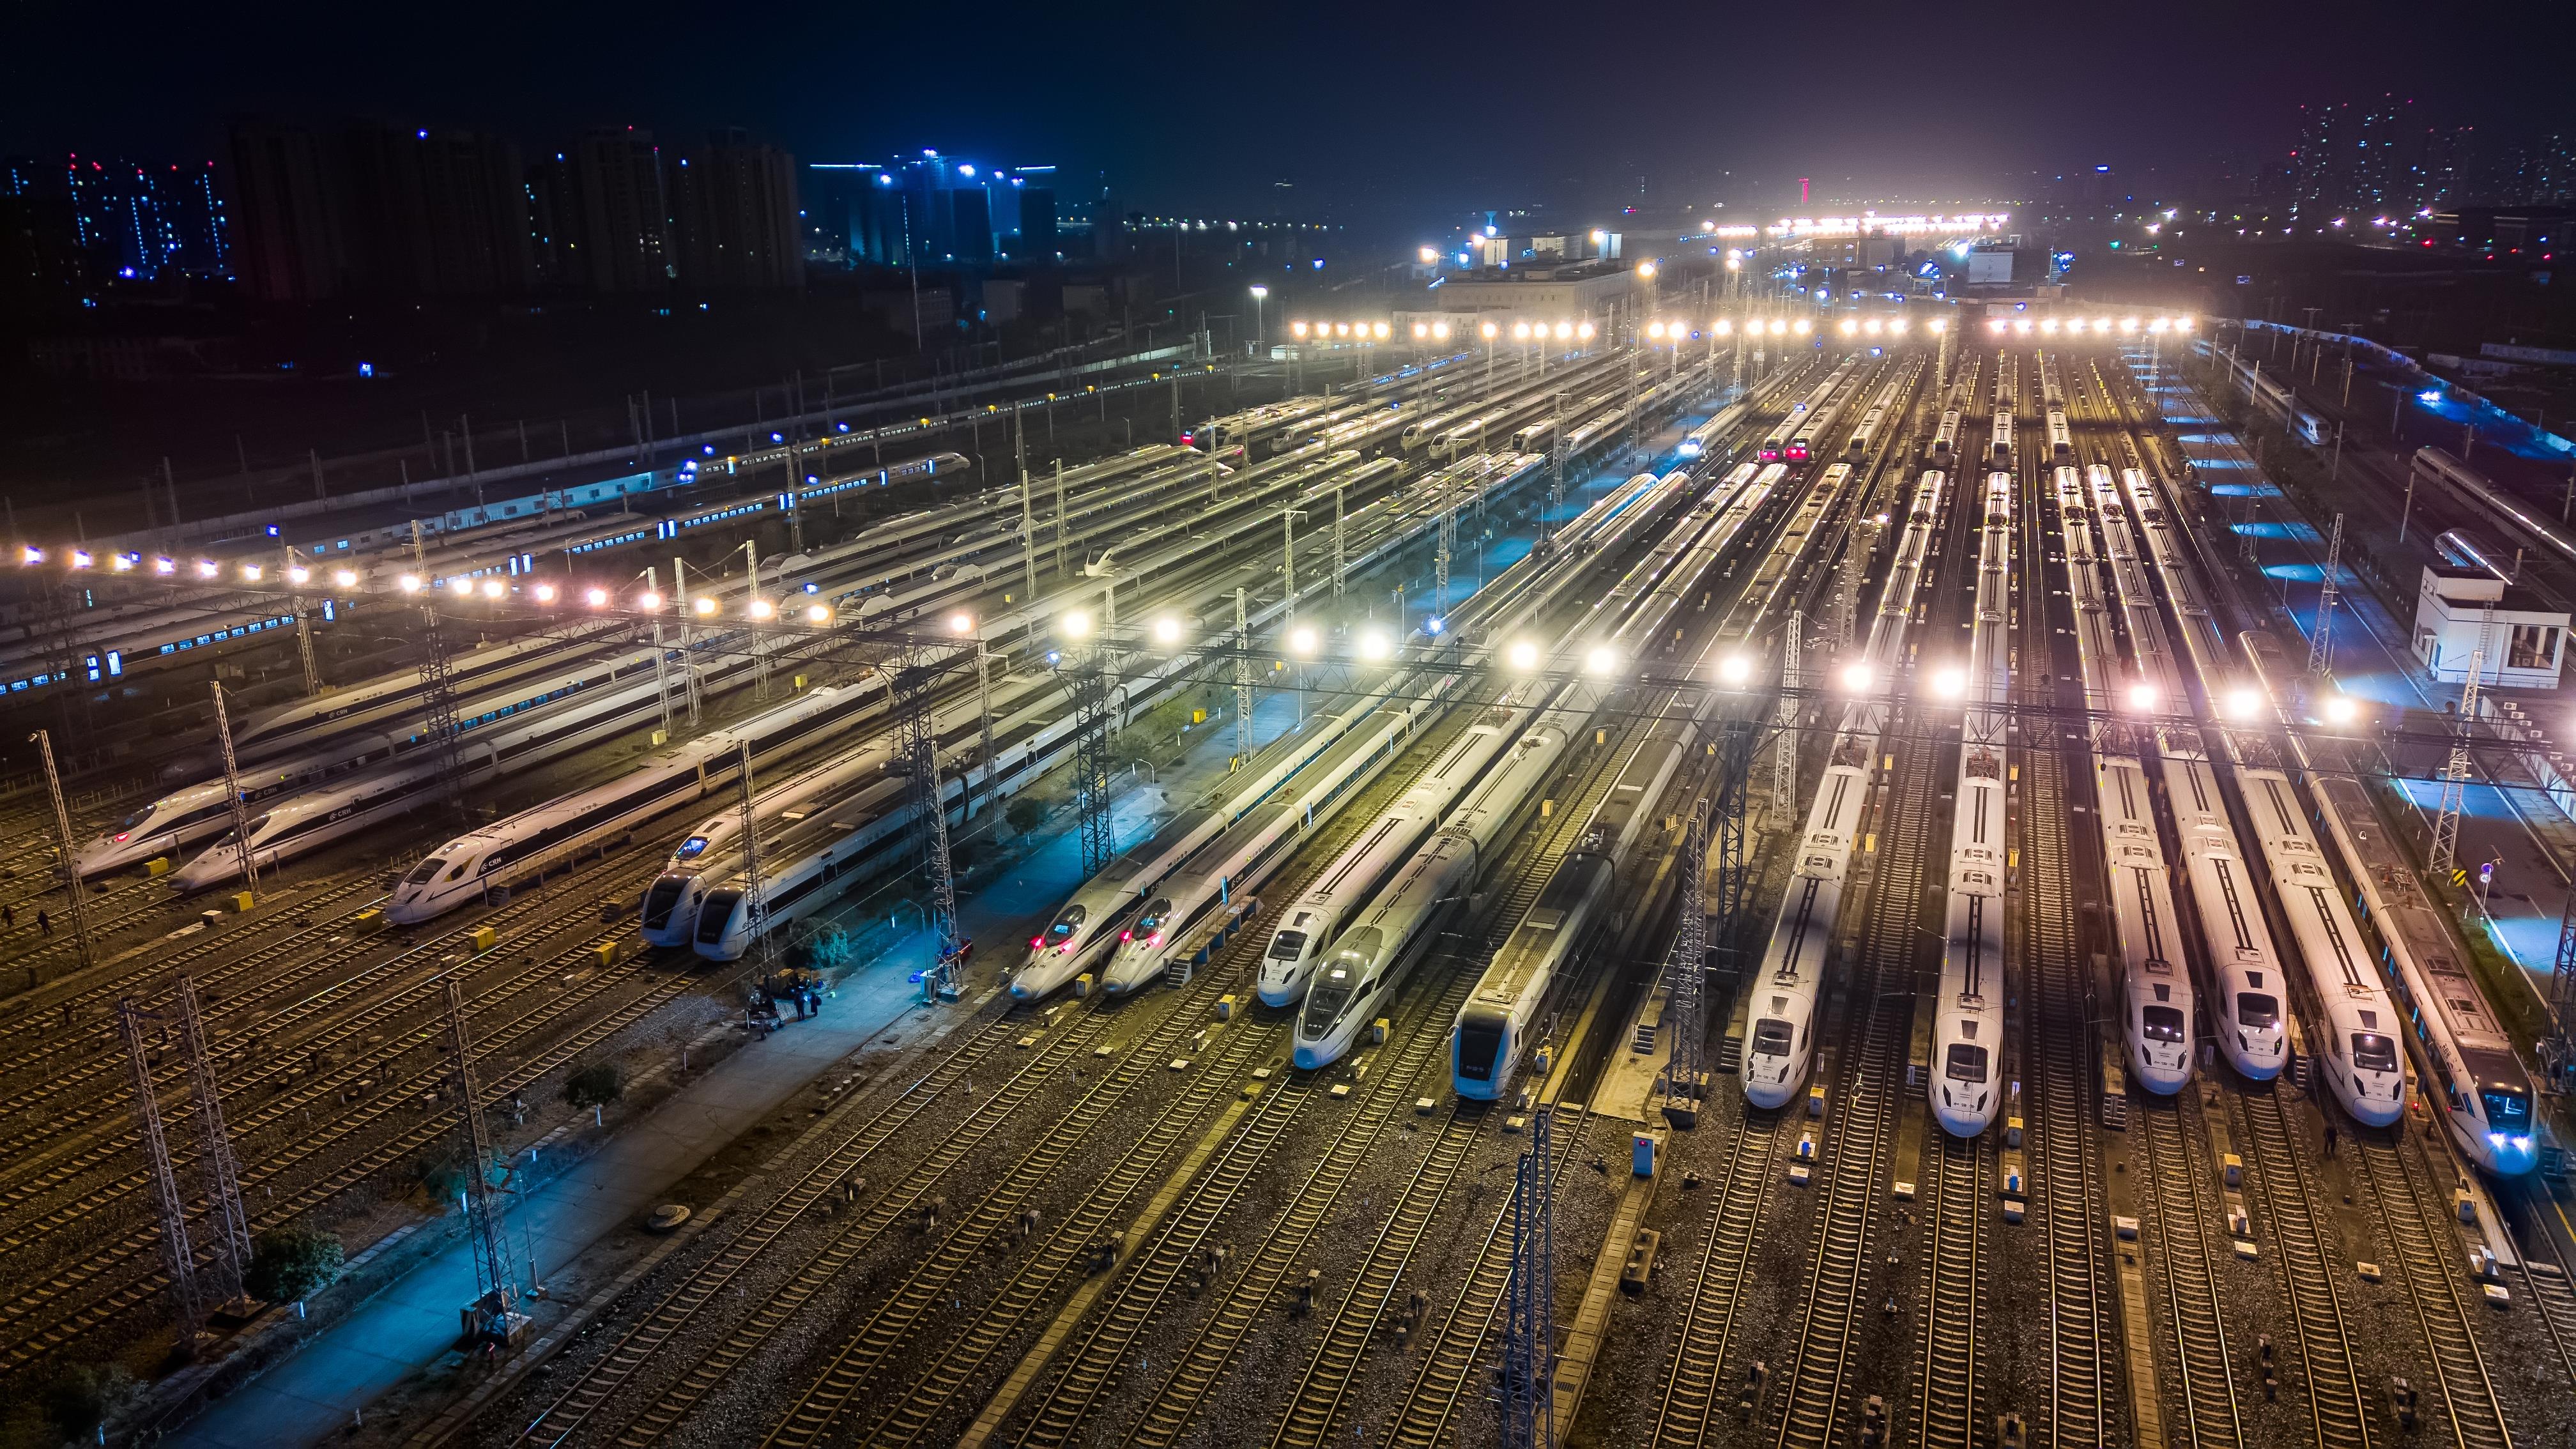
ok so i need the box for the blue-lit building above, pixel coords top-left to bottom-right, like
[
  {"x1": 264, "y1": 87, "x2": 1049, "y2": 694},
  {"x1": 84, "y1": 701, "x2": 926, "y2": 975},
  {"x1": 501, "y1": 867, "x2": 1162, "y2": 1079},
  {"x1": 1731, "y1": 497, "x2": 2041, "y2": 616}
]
[
  {"x1": 811, "y1": 151, "x2": 1063, "y2": 268},
  {"x1": 63, "y1": 155, "x2": 229, "y2": 281}
]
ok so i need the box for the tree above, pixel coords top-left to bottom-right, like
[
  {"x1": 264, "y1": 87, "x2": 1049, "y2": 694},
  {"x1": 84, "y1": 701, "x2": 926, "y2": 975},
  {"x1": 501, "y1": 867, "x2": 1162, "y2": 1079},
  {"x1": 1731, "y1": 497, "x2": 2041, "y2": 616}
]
[
  {"x1": 1004, "y1": 797, "x2": 1048, "y2": 835},
  {"x1": 565, "y1": 1061, "x2": 624, "y2": 1123},
  {"x1": 244, "y1": 1225, "x2": 345, "y2": 1306},
  {"x1": 43, "y1": 1362, "x2": 136, "y2": 1441}
]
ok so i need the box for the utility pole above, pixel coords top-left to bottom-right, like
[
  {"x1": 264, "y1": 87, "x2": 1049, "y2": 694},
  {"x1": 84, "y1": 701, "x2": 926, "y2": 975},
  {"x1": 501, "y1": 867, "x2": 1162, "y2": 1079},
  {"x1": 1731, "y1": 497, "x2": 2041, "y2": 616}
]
[
  {"x1": 31, "y1": 728, "x2": 90, "y2": 971},
  {"x1": 1016, "y1": 408, "x2": 1039, "y2": 606},
  {"x1": 2307, "y1": 512, "x2": 2343, "y2": 677},
  {"x1": 1502, "y1": 1107, "x2": 1556, "y2": 1449},
  {"x1": 210, "y1": 683, "x2": 257, "y2": 893},
  {"x1": 443, "y1": 979, "x2": 524, "y2": 1347},
  {"x1": 893, "y1": 650, "x2": 960, "y2": 990},
  {"x1": 972, "y1": 637, "x2": 996, "y2": 811},
  {"x1": 1547, "y1": 390, "x2": 1567, "y2": 539},
  {"x1": 1053, "y1": 460, "x2": 1068, "y2": 580},
  {"x1": 2430, "y1": 604, "x2": 2495, "y2": 880},
  {"x1": 121, "y1": 997, "x2": 201, "y2": 1338},
  {"x1": 2547, "y1": 890, "x2": 2576, "y2": 1089},
  {"x1": 178, "y1": 976, "x2": 254, "y2": 1311},
  {"x1": 1331, "y1": 485, "x2": 1346, "y2": 597},
  {"x1": 643, "y1": 567, "x2": 674, "y2": 737},
  {"x1": 740, "y1": 541, "x2": 772, "y2": 696},
  {"x1": 1233, "y1": 587, "x2": 1254, "y2": 767},
  {"x1": 733, "y1": 741, "x2": 773, "y2": 972},
  {"x1": 672, "y1": 558, "x2": 703, "y2": 728}
]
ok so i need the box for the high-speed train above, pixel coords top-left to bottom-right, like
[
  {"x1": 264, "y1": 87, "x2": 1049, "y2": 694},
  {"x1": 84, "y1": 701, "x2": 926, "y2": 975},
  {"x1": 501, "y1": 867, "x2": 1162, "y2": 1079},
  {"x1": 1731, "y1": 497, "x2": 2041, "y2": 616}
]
[
  {"x1": 112, "y1": 637, "x2": 686, "y2": 880},
  {"x1": 2239, "y1": 632, "x2": 2534, "y2": 1173},
  {"x1": 2087, "y1": 464, "x2": 2285, "y2": 1082},
  {"x1": 684, "y1": 773, "x2": 917, "y2": 962},
  {"x1": 2054, "y1": 466, "x2": 2193, "y2": 1094},
  {"x1": 2046, "y1": 409, "x2": 2073, "y2": 459},
  {"x1": 1007, "y1": 686, "x2": 1404, "y2": 1001},
  {"x1": 1931, "y1": 410, "x2": 1961, "y2": 459},
  {"x1": 640, "y1": 747, "x2": 893, "y2": 949},
  {"x1": 2412, "y1": 445, "x2": 2576, "y2": 573},
  {"x1": 384, "y1": 680, "x2": 885, "y2": 923},
  {"x1": 1989, "y1": 410, "x2": 2015, "y2": 463},
  {"x1": 1453, "y1": 705, "x2": 1685, "y2": 1100},
  {"x1": 1931, "y1": 471, "x2": 2012, "y2": 1137},
  {"x1": 1674, "y1": 397, "x2": 1751, "y2": 460},
  {"x1": 1742, "y1": 463, "x2": 1942, "y2": 1110},
  {"x1": 1294, "y1": 718, "x2": 1568, "y2": 1070}
]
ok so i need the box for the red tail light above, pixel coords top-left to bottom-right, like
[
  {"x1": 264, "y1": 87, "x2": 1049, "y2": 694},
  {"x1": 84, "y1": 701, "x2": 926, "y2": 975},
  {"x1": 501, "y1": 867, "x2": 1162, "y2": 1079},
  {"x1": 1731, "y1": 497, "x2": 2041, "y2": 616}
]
[
  {"x1": 1030, "y1": 936, "x2": 1043, "y2": 949},
  {"x1": 1120, "y1": 930, "x2": 1132, "y2": 941}
]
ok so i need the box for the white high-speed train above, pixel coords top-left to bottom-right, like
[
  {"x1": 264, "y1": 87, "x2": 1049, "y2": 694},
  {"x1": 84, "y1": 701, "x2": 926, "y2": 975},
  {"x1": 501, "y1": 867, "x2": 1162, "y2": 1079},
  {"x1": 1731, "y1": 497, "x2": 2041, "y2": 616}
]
[
  {"x1": 385, "y1": 680, "x2": 884, "y2": 923},
  {"x1": 1931, "y1": 410, "x2": 1961, "y2": 458},
  {"x1": 2045, "y1": 408, "x2": 2073, "y2": 459},
  {"x1": 2089, "y1": 464, "x2": 2287, "y2": 1082},
  {"x1": 1931, "y1": 471, "x2": 2012, "y2": 1137},
  {"x1": 640, "y1": 747, "x2": 894, "y2": 949},
  {"x1": 1989, "y1": 410, "x2": 2015, "y2": 463},
  {"x1": 2117, "y1": 466, "x2": 2407, "y2": 1126},
  {"x1": 1294, "y1": 718, "x2": 1568, "y2": 1070},
  {"x1": 1742, "y1": 464, "x2": 1945, "y2": 1110},
  {"x1": 2054, "y1": 466, "x2": 2193, "y2": 1094}
]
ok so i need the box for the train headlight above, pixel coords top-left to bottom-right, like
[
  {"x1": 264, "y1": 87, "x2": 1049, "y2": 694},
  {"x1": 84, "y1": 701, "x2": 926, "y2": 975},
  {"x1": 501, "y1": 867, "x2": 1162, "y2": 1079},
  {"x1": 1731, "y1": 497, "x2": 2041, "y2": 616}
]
[
  {"x1": 1358, "y1": 629, "x2": 1392, "y2": 662},
  {"x1": 1151, "y1": 615, "x2": 1184, "y2": 647},
  {"x1": 2323, "y1": 694, "x2": 2359, "y2": 726},
  {"x1": 1718, "y1": 655, "x2": 1752, "y2": 686},
  {"x1": 1505, "y1": 640, "x2": 1540, "y2": 671},
  {"x1": 1584, "y1": 646, "x2": 1619, "y2": 677},
  {"x1": 1930, "y1": 667, "x2": 1965, "y2": 698},
  {"x1": 1061, "y1": 608, "x2": 1093, "y2": 640}
]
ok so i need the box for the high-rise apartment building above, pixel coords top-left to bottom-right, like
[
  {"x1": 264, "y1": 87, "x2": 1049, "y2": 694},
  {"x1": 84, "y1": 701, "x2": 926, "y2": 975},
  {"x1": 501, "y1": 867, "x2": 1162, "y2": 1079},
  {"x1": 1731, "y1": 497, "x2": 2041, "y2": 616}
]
[
  {"x1": 670, "y1": 130, "x2": 802, "y2": 289},
  {"x1": 820, "y1": 152, "x2": 1060, "y2": 268},
  {"x1": 63, "y1": 155, "x2": 228, "y2": 280}
]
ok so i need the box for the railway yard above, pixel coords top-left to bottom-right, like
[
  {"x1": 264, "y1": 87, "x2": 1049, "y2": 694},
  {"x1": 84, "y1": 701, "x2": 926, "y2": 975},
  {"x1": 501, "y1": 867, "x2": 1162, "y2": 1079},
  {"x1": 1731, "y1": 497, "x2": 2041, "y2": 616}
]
[{"x1": 3, "y1": 312, "x2": 2575, "y2": 1449}]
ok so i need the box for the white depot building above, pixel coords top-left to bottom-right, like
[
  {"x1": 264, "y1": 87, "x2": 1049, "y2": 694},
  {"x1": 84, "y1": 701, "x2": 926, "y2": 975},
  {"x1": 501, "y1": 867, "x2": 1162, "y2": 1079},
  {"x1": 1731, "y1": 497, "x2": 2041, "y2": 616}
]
[{"x1": 2412, "y1": 564, "x2": 2568, "y2": 689}]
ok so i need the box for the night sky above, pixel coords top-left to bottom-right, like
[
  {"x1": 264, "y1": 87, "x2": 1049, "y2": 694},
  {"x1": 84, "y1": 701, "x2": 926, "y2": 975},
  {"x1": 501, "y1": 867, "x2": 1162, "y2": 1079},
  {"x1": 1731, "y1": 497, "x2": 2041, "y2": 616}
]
[{"x1": 6, "y1": 0, "x2": 2572, "y2": 215}]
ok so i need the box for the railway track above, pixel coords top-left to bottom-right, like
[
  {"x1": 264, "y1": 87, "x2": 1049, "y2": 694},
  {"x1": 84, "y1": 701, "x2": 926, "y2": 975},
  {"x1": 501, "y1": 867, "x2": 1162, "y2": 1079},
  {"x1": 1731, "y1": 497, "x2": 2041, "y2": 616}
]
[
  {"x1": 2133, "y1": 1096, "x2": 2243, "y2": 1449},
  {"x1": 1644, "y1": 1113, "x2": 1783, "y2": 1448},
  {"x1": 1112, "y1": 968, "x2": 1482, "y2": 1449},
  {"x1": 2014, "y1": 745, "x2": 2115, "y2": 1449},
  {"x1": 1914, "y1": 1133, "x2": 1989, "y2": 1448},
  {"x1": 2349, "y1": 1138, "x2": 2513, "y2": 1449},
  {"x1": 1765, "y1": 718, "x2": 1932, "y2": 1449},
  {"x1": 2229, "y1": 1052, "x2": 2373, "y2": 1447}
]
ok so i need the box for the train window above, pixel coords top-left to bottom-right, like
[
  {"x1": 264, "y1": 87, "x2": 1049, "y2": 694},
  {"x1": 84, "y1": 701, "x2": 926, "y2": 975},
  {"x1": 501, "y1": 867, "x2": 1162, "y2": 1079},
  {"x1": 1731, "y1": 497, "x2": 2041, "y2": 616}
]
[
  {"x1": 1750, "y1": 1018, "x2": 1794, "y2": 1056},
  {"x1": 1043, "y1": 906, "x2": 1087, "y2": 942},
  {"x1": 2235, "y1": 993, "x2": 2280, "y2": 1030},
  {"x1": 2140, "y1": 1006, "x2": 2186, "y2": 1043},
  {"x1": 2350, "y1": 1034, "x2": 2398, "y2": 1073},
  {"x1": 1266, "y1": 930, "x2": 1308, "y2": 961},
  {"x1": 403, "y1": 857, "x2": 447, "y2": 885},
  {"x1": 1944, "y1": 1044, "x2": 1990, "y2": 1082}
]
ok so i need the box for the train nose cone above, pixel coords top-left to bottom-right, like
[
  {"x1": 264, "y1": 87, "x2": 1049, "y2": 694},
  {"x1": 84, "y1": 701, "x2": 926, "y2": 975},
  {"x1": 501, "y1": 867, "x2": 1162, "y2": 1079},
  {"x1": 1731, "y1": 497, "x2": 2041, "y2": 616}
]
[
  {"x1": 1292, "y1": 1042, "x2": 1327, "y2": 1071},
  {"x1": 1007, "y1": 977, "x2": 1035, "y2": 1000}
]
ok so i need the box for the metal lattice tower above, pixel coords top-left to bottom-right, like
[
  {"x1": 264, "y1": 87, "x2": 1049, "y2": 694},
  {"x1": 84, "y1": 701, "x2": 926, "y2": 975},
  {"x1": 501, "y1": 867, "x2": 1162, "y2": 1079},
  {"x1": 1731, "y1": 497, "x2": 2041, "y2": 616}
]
[
  {"x1": 415, "y1": 597, "x2": 468, "y2": 810},
  {"x1": 2430, "y1": 603, "x2": 2495, "y2": 880},
  {"x1": 210, "y1": 682, "x2": 258, "y2": 891},
  {"x1": 2308, "y1": 511, "x2": 2344, "y2": 676},
  {"x1": 672, "y1": 557, "x2": 705, "y2": 728},
  {"x1": 1661, "y1": 807, "x2": 1710, "y2": 1130},
  {"x1": 894, "y1": 653, "x2": 960, "y2": 957},
  {"x1": 1501, "y1": 1105, "x2": 1556, "y2": 1449},
  {"x1": 1101, "y1": 583, "x2": 1121, "y2": 735},
  {"x1": 1053, "y1": 461, "x2": 1069, "y2": 580},
  {"x1": 1772, "y1": 613, "x2": 1803, "y2": 824},
  {"x1": 1434, "y1": 504, "x2": 1455, "y2": 621},
  {"x1": 176, "y1": 976, "x2": 253, "y2": 1307},
  {"x1": 1233, "y1": 588, "x2": 1254, "y2": 766},
  {"x1": 287, "y1": 549, "x2": 321, "y2": 697},
  {"x1": 1073, "y1": 653, "x2": 1117, "y2": 876},
  {"x1": 1547, "y1": 390, "x2": 1567, "y2": 539},
  {"x1": 741, "y1": 541, "x2": 772, "y2": 696},
  {"x1": 443, "y1": 978, "x2": 519, "y2": 1335},
  {"x1": 1332, "y1": 486, "x2": 1346, "y2": 597},
  {"x1": 1710, "y1": 719, "x2": 1759, "y2": 961},
  {"x1": 733, "y1": 740, "x2": 774, "y2": 970},
  {"x1": 1832, "y1": 519, "x2": 1873, "y2": 653},
  {"x1": 31, "y1": 728, "x2": 91, "y2": 972},
  {"x1": 973, "y1": 639, "x2": 997, "y2": 806},
  {"x1": 120, "y1": 997, "x2": 201, "y2": 1334}
]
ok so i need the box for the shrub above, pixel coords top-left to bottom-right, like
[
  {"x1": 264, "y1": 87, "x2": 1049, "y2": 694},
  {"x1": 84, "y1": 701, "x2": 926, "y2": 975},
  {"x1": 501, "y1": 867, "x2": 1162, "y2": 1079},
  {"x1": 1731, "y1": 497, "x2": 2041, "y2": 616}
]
[
  {"x1": 1004, "y1": 797, "x2": 1047, "y2": 835},
  {"x1": 564, "y1": 1061, "x2": 625, "y2": 1110},
  {"x1": 43, "y1": 1363, "x2": 136, "y2": 1441},
  {"x1": 244, "y1": 1225, "x2": 345, "y2": 1305}
]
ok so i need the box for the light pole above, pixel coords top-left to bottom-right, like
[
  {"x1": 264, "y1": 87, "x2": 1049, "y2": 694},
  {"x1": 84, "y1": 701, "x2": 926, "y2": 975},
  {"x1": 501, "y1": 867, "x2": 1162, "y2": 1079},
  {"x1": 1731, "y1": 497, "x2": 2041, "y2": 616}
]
[
  {"x1": 1248, "y1": 286, "x2": 1268, "y2": 358},
  {"x1": 1481, "y1": 321, "x2": 1499, "y2": 395}
]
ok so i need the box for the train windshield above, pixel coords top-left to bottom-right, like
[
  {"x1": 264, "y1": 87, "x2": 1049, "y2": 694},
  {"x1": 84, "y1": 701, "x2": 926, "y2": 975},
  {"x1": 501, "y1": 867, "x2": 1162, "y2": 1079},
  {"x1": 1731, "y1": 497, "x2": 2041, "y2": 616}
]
[
  {"x1": 1043, "y1": 905, "x2": 1087, "y2": 944},
  {"x1": 2235, "y1": 993, "x2": 2281, "y2": 1029},
  {"x1": 642, "y1": 878, "x2": 687, "y2": 930},
  {"x1": 2482, "y1": 1086, "x2": 2532, "y2": 1134},
  {"x1": 2140, "y1": 1006, "x2": 2187, "y2": 1043},
  {"x1": 1750, "y1": 1018, "x2": 1793, "y2": 1057},
  {"x1": 675, "y1": 836, "x2": 710, "y2": 859},
  {"x1": 1134, "y1": 899, "x2": 1171, "y2": 936},
  {"x1": 1301, "y1": 967, "x2": 1356, "y2": 1035},
  {"x1": 1266, "y1": 930, "x2": 1308, "y2": 962},
  {"x1": 2351, "y1": 1034, "x2": 2398, "y2": 1073},
  {"x1": 404, "y1": 857, "x2": 448, "y2": 885},
  {"x1": 1457, "y1": 1020, "x2": 1504, "y2": 1082},
  {"x1": 1944, "y1": 1044, "x2": 1990, "y2": 1083}
]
